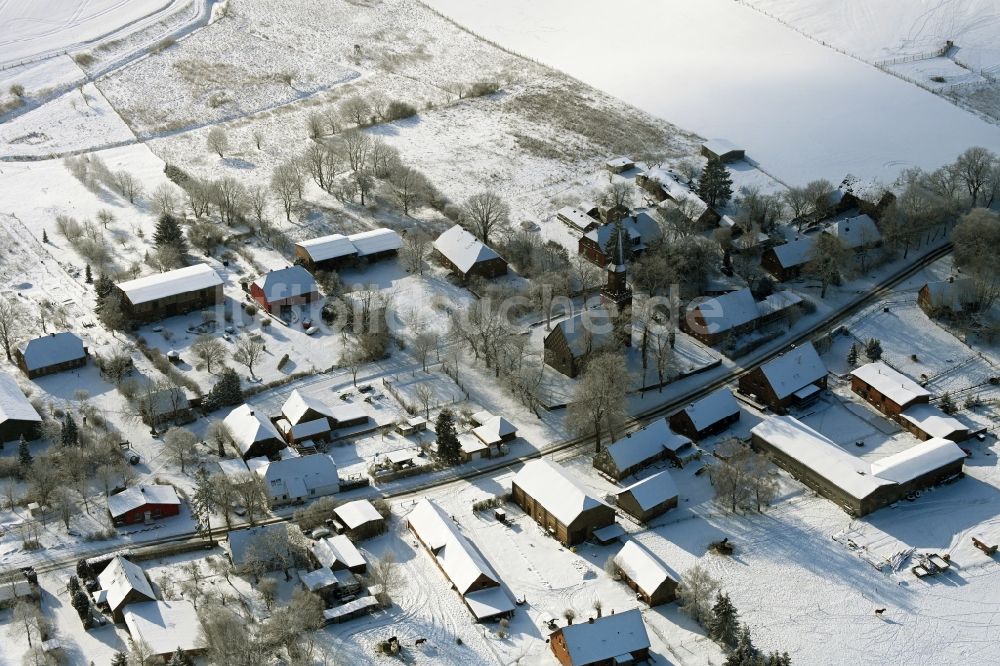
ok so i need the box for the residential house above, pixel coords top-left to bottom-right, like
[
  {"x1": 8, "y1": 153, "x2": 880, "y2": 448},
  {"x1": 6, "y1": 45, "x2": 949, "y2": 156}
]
[
  {"x1": 701, "y1": 139, "x2": 745, "y2": 163},
  {"x1": 578, "y1": 213, "x2": 661, "y2": 267},
  {"x1": 0, "y1": 372, "x2": 42, "y2": 442},
  {"x1": 311, "y1": 534, "x2": 367, "y2": 574},
  {"x1": 254, "y1": 454, "x2": 339, "y2": 507},
  {"x1": 407, "y1": 499, "x2": 515, "y2": 622},
  {"x1": 250, "y1": 265, "x2": 319, "y2": 314},
  {"x1": 224, "y1": 404, "x2": 286, "y2": 460},
  {"x1": 472, "y1": 415, "x2": 517, "y2": 447},
  {"x1": 94, "y1": 556, "x2": 156, "y2": 622},
  {"x1": 557, "y1": 206, "x2": 600, "y2": 233},
  {"x1": 760, "y1": 236, "x2": 815, "y2": 282},
  {"x1": 593, "y1": 419, "x2": 692, "y2": 480},
  {"x1": 824, "y1": 213, "x2": 882, "y2": 250},
  {"x1": 549, "y1": 607, "x2": 651, "y2": 666},
  {"x1": 433, "y1": 225, "x2": 508, "y2": 280},
  {"x1": 751, "y1": 416, "x2": 965, "y2": 516},
  {"x1": 682, "y1": 288, "x2": 803, "y2": 347},
  {"x1": 107, "y1": 485, "x2": 181, "y2": 526},
  {"x1": 738, "y1": 342, "x2": 827, "y2": 413},
  {"x1": 275, "y1": 389, "x2": 337, "y2": 444},
  {"x1": 668, "y1": 388, "x2": 740, "y2": 440},
  {"x1": 15, "y1": 332, "x2": 87, "y2": 378},
  {"x1": 123, "y1": 600, "x2": 205, "y2": 660},
  {"x1": 918, "y1": 278, "x2": 980, "y2": 316},
  {"x1": 511, "y1": 459, "x2": 615, "y2": 546},
  {"x1": 850, "y1": 361, "x2": 931, "y2": 419},
  {"x1": 334, "y1": 499, "x2": 385, "y2": 540},
  {"x1": 613, "y1": 540, "x2": 678, "y2": 605},
  {"x1": 115, "y1": 264, "x2": 224, "y2": 322},
  {"x1": 615, "y1": 470, "x2": 679, "y2": 522},
  {"x1": 543, "y1": 308, "x2": 620, "y2": 378}
]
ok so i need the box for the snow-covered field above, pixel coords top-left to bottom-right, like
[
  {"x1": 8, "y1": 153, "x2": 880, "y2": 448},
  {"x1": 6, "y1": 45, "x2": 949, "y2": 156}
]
[{"x1": 422, "y1": 0, "x2": 1000, "y2": 185}]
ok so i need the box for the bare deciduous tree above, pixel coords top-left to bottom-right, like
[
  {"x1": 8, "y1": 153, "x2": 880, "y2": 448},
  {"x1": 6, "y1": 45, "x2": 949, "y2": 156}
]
[
  {"x1": 341, "y1": 128, "x2": 371, "y2": 172},
  {"x1": 463, "y1": 190, "x2": 510, "y2": 245},
  {"x1": 386, "y1": 165, "x2": 427, "y2": 216},
  {"x1": 207, "y1": 127, "x2": 229, "y2": 158},
  {"x1": 340, "y1": 95, "x2": 372, "y2": 126},
  {"x1": 191, "y1": 335, "x2": 227, "y2": 373},
  {"x1": 163, "y1": 427, "x2": 199, "y2": 474},
  {"x1": 0, "y1": 297, "x2": 29, "y2": 361},
  {"x1": 955, "y1": 146, "x2": 997, "y2": 207},
  {"x1": 151, "y1": 183, "x2": 180, "y2": 217},
  {"x1": 567, "y1": 352, "x2": 631, "y2": 452},
  {"x1": 271, "y1": 162, "x2": 302, "y2": 221},
  {"x1": 675, "y1": 565, "x2": 720, "y2": 627},
  {"x1": 806, "y1": 232, "x2": 852, "y2": 298},
  {"x1": 399, "y1": 230, "x2": 431, "y2": 274},
  {"x1": 113, "y1": 170, "x2": 143, "y2": 203},
  {"x1": 232, "y1": 334, "x2": 266, "y2": 379}
]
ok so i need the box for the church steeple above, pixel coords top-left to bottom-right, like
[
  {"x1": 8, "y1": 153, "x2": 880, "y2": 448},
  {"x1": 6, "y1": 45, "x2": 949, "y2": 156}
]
[{"x1": 601, "y1": 224, "x2": 632, "y2": 312}]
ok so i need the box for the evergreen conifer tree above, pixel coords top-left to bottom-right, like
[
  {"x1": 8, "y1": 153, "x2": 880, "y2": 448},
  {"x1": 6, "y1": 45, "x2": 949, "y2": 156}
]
[
  {"x1": 111, "y1": 652, "x2": 128, "y2": 666},
  {"x1": 847, "y1": 343, "x2": 858, "y2": 366},
  {"x1": 76, "y1": 558, "x2": 94, "y2": 581},
  {"x1": 203, "y1": 368, "x2": 243, "y2": 411},
  {"x1": 724, "y1": 625, "x2": 758, "y2": 666},
  {"x1": 698, "y1": 157, "x2": 734, "y2": 208},
  {"x1": 72, "y1": 587, "x2": 91, "y2": 619},
  {"x1": 709, "y1": 592, "x2": 740, "y2": 647},
  {"x1": 435, "y1": 408, "x2": 461, "y2": 465},
  {"x1": 61, "y1": 414, "x2": 79, "y2": 447},
  {"x1": 864, "y1": 337, "x2": 883, "y2": 362},
  {"x1": 42, "y1": 229, "x2": 49, "y2": 244},
  {"x1": 85, "y1": 264, "x2": 93, "y2": 284},
  {"x1": 18, "y1": 435, "x2": 32, "y2": 468},
  {"x1": 167, "y1": 648, "x2": 192, "y2": 666},
  {"x1": 154, "y1": 213, "x2": 189, "y2": 255},
  {"x1": 940, "y1": 391, "x2": 956, "y2": 414}
]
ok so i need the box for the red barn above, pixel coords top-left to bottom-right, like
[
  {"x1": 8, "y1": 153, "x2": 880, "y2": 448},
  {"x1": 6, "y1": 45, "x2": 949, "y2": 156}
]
[
  {"x1": 250, "y1": 266, "x2": 319, "y2": 314},
  {"x1": 107, "y1": 485, "x2": 181, "y2": 526}
]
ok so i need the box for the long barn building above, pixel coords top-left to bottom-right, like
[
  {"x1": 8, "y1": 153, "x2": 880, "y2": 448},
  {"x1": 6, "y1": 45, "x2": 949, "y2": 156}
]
[{"x1": 511, "y1": 459, "x2": 615, "y2": 546}]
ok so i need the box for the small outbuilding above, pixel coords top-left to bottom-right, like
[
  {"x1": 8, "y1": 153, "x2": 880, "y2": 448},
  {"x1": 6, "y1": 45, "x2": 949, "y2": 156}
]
[
  {"x1": 615, "y1": 470, "x2": 679, "y2": 522},
  {"x1": 899, "y1": 403, "x2": 969, "y2": 443},
  {"x1": 251, "y1": 265, "x2": 319, "y2": 314},
  {"x1": 593, "y1": 419, "x2": 692, "y2": 480},
  {"x1": 0, "y1": 372, "x2": 42, "y2": 443},
  {"x1": 701, "y1": 139, "x2": 745, "y2": 163},
  {"x1": 433, "y1": 225, "x2": 508, "y2": 280},
  {"x1": 311, "y1": 534, "x2": 367, "y2": 574},
  {"x1": 334, "y1": 499, "x2": 386, "y2": 540},
  {"x1": 613, "y1": 540, "x2": 678, "y2": 606},
  {"x1": 123, "y1": 600, "x2": 205, "y2": 660},
  {"x1": 16, "y1": 332, "x2": 88, "y2": 378},
  {"x1": 605, "y1": 156, "x2": 635, "y2": 174},
  {"x1": 669, "y1": 388, "x2": 740, "y2": 441},
  {"x1": 556, "y1": 206, "x2": 600, "y2": 233},
  {"x1": 107, "y1": 485, "x2": 181, "y2": 526},
  {"x1": 472, "y1": 415, "x2": 517, "y2": 446}
]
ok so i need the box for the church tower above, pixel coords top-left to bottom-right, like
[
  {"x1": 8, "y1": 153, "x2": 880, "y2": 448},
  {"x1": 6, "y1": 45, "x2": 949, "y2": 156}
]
[{"x1": 601, "y1": 225, "x2": 633, "y2": 313}]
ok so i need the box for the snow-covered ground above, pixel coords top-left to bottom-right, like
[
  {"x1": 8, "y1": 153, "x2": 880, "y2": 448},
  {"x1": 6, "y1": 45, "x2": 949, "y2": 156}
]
[{"x1": 422, "y1": 0, "x2": 1000, "y2": 185}]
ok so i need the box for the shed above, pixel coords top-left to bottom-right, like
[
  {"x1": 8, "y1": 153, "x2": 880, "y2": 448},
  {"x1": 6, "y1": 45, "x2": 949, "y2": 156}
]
[
  {"x1": 616, "y1": 471, "x2": 679, "y2": 522},
  {"x1": 701, "y1": 139, "x2": 745, "y2": 163},
  {"x1": 433, "y1": 225, "x2": 508, "y2": 280},
  {"x1": 334, "y1": 499, "x2": 385, "y2": 540},
  {"x1": 669, "y1": 388, "x2": 740, "y2": 440},
  {"x1": 311, "y1": 534, "x2": 367, "y2": 573},
  {"x1": 613, "y1": 540, "x2": 678, "y2": 605},
  {"x1": 557, "y1": 207, "x2": 600, "y2": 233},
  {"x1": 323, "y1": 596, "x2": 379, "y2": 624},
  {"x1": 107, "y1": 485, "x2": 181, "y2": 526},
  {"x1": 605, "y1": 156, "x2": 635, "y2": 173},
  {"x1": 16, "y1": 332, "x2": 88, "y2": 378}
]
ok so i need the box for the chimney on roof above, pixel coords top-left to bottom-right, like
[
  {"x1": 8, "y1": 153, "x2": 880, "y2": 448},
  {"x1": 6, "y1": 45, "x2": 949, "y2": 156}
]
[
  {"x1": 588, "y1": 617, "x2": 595, "y2": 624},
  {"x1": 249, "y1": 410, "x2": 254, "y2": 416},
  {"x1": 49, "y1": 332, "x2": 55, "y2": 337}
]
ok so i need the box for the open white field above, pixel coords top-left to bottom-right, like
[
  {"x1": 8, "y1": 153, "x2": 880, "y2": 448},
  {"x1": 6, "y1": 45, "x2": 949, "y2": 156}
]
[{"x1": 423, "y1": 0, "x2": 1000, "y2": 185}]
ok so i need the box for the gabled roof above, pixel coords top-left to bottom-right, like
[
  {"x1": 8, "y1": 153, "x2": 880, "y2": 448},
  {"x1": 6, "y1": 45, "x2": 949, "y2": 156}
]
[
  {"x1": 703, "y1": 138, "x2": 741, "y2": 155},
  {"x1": 757, "y1": 291, "x2": 803, "y2": 318},
  {"x1": 548, "y1": 308, "x2": 615, "y2": 358},
  {"x1": 256, "y1": 454, "x2": 339, "y2": 500},
  {"x1": 851, "y1": 362, "x2": 930, "y2": 406},
  {"x1": 224, "y1": 404, "x2": 283, "y2": 456},
  {"x1": 603, "y1": 419, "x2": 691, "y2": 472},
  {"x1": 921, "y1": 278, "x2": 978, "y2": 312},
  {"x1": 677, "y1": 388, "x2": 739, "y2": 433},
  {"x1": 614, "y1": 540, "x2": 676, "y2": 594},
  {"x1": 311, "y1": 534, "x2": 365, "y2": 570},
  {"x1": 433, "y1": 225, "x2": 501, "y2": 273},
  {"x1": 869, "y1": 438, "x2": 966, "y2": 484},
  {"x1": 690, "y1": 288, "x2": 759, "y2": 335},
  {"x1": 299, "y1": 568, "x2": 338, "y2": 592},
  {"x1": 252, "y1": 265, "x2": 318, "y2": 301},
  {"x1": 18, "y1": 332, "x2": 86, "y2": 371},
  {"x1": 512, "y1": 459, "x2": 609, "y2": 526},
  {"x1": 117, "y1": 264, "x2": 222, "y2": 305},
  {"x1": 107, "y1": 485, "x2": 180, "y2": 518},
  {"x1": 0, "y1": 373, "x2": 41, "y2": 425},
  {"x1": 618, "y1": 470, "x2": 678, "y2": 511},
  {"x1": 348, "y1": 228, "x2": 402, "y2": 256},
  {"x1": 97, "y1": 556, "x2": 155, "y2": 613},
  {"x1": 282, "y1": 389, "x2": 336, "y2": 425},
  {"x1": 472, "y1": 415, "x2": 517, "y2": 445},
  {"x1": 769, "y1": 236, "x2": 815, "y2": 269},
  {"x1": 553, "y1": 607, "x2": 650, "y2": 664},
  {"x1": 827, "y1": 214, "x2": 880, "y2": 248},
  {"x1": 122, "y1": 600, "x2": 204, "y2": 657},
  {"x1": 330, "y1": 402, "x2": 367, "y2": 425},
  {"x1": 757, "y1": 343, "x2": 827, "y2": 400},
  {"x1": 408, "y1": 499, "x2": 505, "y2": 596},
  {"x1": 899, "y1": 403, "x2": 967, "y2": 439},
  {"x1": 583, "y1": 214, "x2": 663, "y2": 251},
  {"x1": 557, "y1": 206, "x2": 599, "y2": 231},
  {"x1": 335, "y1": 499, "x2": 383, "y2": 531},
  {"x1": 296, "y1": 233, "x2": 357, "y2": 262}
]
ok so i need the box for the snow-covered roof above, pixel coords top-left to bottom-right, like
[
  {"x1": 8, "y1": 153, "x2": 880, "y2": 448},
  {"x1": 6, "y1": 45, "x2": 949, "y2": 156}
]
[
  {"x1": 464, "y1": 586, "x2": 516, "y2": 620},
  {"x1": 757, "y1": 342, "x2": 827, "y2": 400},
  {"x1": 557, "y1": 206, "x2": 598, "y2": 231},
  {"x1": 299, "y1": 568, "x2": 338, "y2": 592},
  {"x1": 107, "y1": 485, "x2": 180, "y2": 518},
  {"x1": 117, "y1": 264, "x2": 222, "y2": 305},
  {"x1": 472, "y1": 415, "x2": 517, "y2": 445},
  {"x1": 690, "y1": 288, "x2": 759, "y2": 335},
  {"x1": 606, "y1": 156, "x2": 634, "y2": 168},
  {"x1": 227, "y1": 523, "x2": 291, "y2": 567},
  {"x1": 252, "y1": 265, "x2": 318, "y2": 301},
  {"x1": 899, "y1": 404, "x2": 967, "y2": 439},
  {"x1": 408, "y1": 499, "x2": 506, "y2": 598},
  {"x1": 330, "y1": 402, "x2": 368, "y2": 425},
  {"x1": 583, "y1": 214, "x2": 663, "y2": 252},
  {"x1": 869, "y1": 438, "x2": 966, "y2": 484},
  {"x1": 512, "y1": 459, "x2": 610, "y2": 526},
  {"x1": 311, "y1": 534, "x2": 366, "y2": 571},
  {"x1": 703, "y1": 138, "x2": 741, "y2": 156},
  {"x1": 122, "y1": 600, "x2": 204, "y2": 657},
  {"x1": 256, "y1": 454, "x2": 339, "y2": 500},
  {"x1": 223, "y1": 404, "x2": 283, "y2": 456},
  {"x1": 18, "y1": 332, "x2": 86, "y2": 371},
  {"x1": 757, "y1": 291, "x2": 803, "y2": 318},
  {"x1": 218, "y1": 457, "x2": 250, "y2": 478},
  {"x1": 549, "y1": 308, "x2": 615, "y2": 358},
  {"x1": 921, "y1": 279, "x2": 977, "y2": 311},
  {"x1": 335, "y1": 499, "x2": 383, "y2": 530},
  {"x1": 677, "y1": 388, "x2": 739, "y2": 433},
  {"x1": 604, "y1": 419, "x2": 691, "y2": 472},
  {"x1": 851, "y1": 362, "x2": 930, "y2": 406},
  {"x1": 348, "y1": 228, "x2": 402, "y2": 256},
  {"x1": 386, "y1": 447, "x2": 419, "y2": 464},
  {"x1": 751, "y1": 416, "x2": 892, "y2": 500},
  {"x1": 282, "y1": 389, "x2": 336, "y2": 425},
  {"x1": 617, "y1": 470, "x2": 679, "y2": 511},
  {"x1": 296, "y1": 233, "x2": 357, "y2": 262},
  {"x1": 770, "y1": 236, "x2": 815, "y2": 269},
  {"x1": 323, "y1": 596, "x2": 379, "y2": 622},
  {"x1": 827, "y1": 213, "x2": 881, "y2": 248},
  {"x1": 433, "y1": 225, "x2": 501, "y2": 273},
  {"x1": 277, "y1": 416, "x2": 331, "y2": 440},
  {"x1": 554, "y1": 607, "x2": 650, "y2": 664},
  {"x1": 97, "y1": 556, "x2": 155, "y2": 613},
  {"x1": 614, "y1": 540, "x2": 676, "y2": 594},
  {"x1": 0, "y1": 372, "x2": 41, "y2": 425}
]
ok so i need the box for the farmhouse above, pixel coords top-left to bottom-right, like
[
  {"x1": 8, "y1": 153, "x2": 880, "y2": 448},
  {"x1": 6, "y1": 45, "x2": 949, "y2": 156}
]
[
  {"x1": 738, "y1": 342, "x2": 827, "y2": 413},
  {"x1": 578, "y1": 213, "x2": 661, "y2": 267},
  {"x1": 94, "y1": 556, "x2": 156, "y2": 622},
  {"x1": 107, "y1": 485, "x2": 181, "y2": 526},
  {"x1": 613, "y1": 540, "x2": 678, "y2": 605},
  {"x1": 115, "y1": 264, "x2": 223, "y2": 322},
  {"x1": 0, "y1": 372, "x2": 42, "y2": 442},
  {"x1": 228, "y1": 523, "x2": 293, "y2": 570},
  {"x1": 251, "y1": 265, "x2": 319, "y2": 314},
  {"x1": 15, "y1": 332, "x2": 87, "y2": 378},
  {"x1": 549, "y1": 607, "x2": 650, "y2": 666},
  {"x1": 511, "y1": 459, "x2": 615, "y2": 546},
  {"x1": 850, "y1": 361, "x2": 931, "y2": 418},
  {"x1": 123, "y1": 600, "x2": 205, "y2": 660},
  {"x1": 473, "y1": 414, "x2": 517, "y2": 446},
  {"x1": 557, "y1": 206, "x2": 600, "y2": 233},
  {"x1": 543, "y1": 307, "x2": 620, "y2": 378},
  {"x1": 253, "y1": 454, "x2": 339, "y2": 507},
  {"x1": 899, "y1": 403, "x2": 969, "y2": 442},
  {"x1": 668, "y1": 388, "x2": 740, "y2": 440},
  {"x1": 616, "y1": 470, "x2": 679, "y2": 522},
  {"x1": 760, "y1": 236, "x2": 815, "y2": 282},
  {"x1": 701, "y1": 138, "x2": 745, "y2": 163},
  {"x1": 311, "y1": 534, "x2": 367, "y2": 573},
  {"x1": 593, "y1": 419, "x2": 692, "y2": 480},
  {"x1": 224, "y1": 404, "x2": 286, "y2": 460},
  {"x1": 276, "y1": 389, "x2": 338, "y2": 444},
  {"x1": 682, "y1": 288, "x2": 802, "y2": 346},
  {"x1": 407, "y1": 498, "x2": 515, "y2": 622},
  {"x1": 751, "y1": 416, "x2": 965, "y2": 516},
  {"x1": 433, "y1": 225, "x2": 508, "y2": 280},
  {"x1": 918, "y1": 278, "x2": 980, "y2": 316},
  {"x1": 334, "y1": 499, "x2": 385, "y2": 540},
  {"x1": 824, "y1": 213, "x2": 882, "y2": 250}
]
